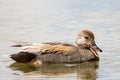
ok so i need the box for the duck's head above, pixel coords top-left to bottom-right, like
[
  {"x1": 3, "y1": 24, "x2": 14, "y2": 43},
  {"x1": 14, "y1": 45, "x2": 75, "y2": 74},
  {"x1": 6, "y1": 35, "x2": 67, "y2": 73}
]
[{"x1": 76, "y1": 30, "x2": 102, "y2": 57}]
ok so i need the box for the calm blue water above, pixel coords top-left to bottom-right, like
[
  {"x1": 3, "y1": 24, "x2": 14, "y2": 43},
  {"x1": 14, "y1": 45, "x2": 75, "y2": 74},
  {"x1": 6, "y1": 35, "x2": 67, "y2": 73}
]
[{"x1": 0, "y1": 0, "x2": 120, "y2": 80}]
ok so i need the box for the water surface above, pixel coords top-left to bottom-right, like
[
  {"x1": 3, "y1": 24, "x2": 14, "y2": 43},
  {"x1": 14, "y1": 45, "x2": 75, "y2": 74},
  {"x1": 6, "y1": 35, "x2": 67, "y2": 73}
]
[{"x1": 0, "y1": 0, "x2": 120, "y2": 80}]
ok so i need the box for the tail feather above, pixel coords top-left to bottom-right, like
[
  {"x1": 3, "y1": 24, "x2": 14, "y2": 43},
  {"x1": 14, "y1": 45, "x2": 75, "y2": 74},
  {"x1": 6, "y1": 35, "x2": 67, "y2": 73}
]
[
  {"x1": 11, "y1": 40, "x2": 35, "y2": 47},
  {"x1": 10, "y1": 52, "x2": 36, "y2": 63}
]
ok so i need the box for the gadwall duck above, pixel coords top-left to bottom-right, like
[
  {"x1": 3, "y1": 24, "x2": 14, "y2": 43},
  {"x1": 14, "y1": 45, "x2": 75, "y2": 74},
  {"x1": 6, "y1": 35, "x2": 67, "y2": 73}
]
[{"x1": 10, "y1": 30, "x2": 102, "y2": 64}]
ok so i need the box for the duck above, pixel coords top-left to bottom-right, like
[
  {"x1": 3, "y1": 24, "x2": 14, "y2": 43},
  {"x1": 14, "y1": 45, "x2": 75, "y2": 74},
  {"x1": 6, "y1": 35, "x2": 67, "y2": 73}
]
[{"x1": 10, "y1": 30, "x2": 102, "y2": 65}]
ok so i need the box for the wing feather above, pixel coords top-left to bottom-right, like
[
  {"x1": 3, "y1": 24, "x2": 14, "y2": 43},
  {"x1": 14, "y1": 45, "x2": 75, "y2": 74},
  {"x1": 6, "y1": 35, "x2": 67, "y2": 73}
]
[
  {"x1": 12, "y1": 41, "x2": 77, "y2": 55},
  {"x1": 40, "y1": 42, "x2": 77, "y2": 55}
]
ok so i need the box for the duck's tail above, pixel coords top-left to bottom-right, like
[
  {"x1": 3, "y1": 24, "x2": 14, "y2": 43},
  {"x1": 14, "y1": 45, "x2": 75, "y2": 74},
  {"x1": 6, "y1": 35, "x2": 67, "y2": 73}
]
[
  {"x1": 10, "y1": 52, "x2": 36, "y2": 63},
  {"x1": 11, "y1": 40, "x2": 36, "y2": 47}
]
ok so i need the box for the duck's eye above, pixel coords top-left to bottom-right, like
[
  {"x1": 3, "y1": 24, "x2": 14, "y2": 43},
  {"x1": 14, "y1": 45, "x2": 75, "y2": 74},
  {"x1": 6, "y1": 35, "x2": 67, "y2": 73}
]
[{"x1": 85, "y1": 36, "x2": 88, "y2": 39}]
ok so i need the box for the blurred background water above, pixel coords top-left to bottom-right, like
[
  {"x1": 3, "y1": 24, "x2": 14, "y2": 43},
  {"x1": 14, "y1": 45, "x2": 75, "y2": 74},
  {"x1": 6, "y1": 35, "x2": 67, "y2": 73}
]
[{"x1": 0, "y1": 0, "x2": 120, "y2": 80}]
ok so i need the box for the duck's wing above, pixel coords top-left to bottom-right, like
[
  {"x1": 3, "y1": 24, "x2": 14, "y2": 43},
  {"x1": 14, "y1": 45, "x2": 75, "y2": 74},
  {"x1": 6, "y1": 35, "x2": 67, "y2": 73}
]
[
  {"x1": 16, "y1": 42, "x2": 77, "y2": 55},
  {"x1": 40, "y1": 42, "x2": 77, "y2": 55}
]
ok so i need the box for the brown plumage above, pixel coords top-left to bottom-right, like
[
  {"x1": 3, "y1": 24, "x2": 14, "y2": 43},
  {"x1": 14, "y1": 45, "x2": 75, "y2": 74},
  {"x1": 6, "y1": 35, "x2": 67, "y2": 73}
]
[
  {"x1": 10, "y1": 30, "x2": 102, "y2": 64},
  {"x1": 81, "y1": 30, "x2": 94, "y2": 40}
]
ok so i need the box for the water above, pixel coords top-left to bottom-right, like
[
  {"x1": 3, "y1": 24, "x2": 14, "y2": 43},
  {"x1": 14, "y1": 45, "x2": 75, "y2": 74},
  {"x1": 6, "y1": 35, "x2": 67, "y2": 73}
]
[{"x1": 0, "y1": 0, "x2": 120, "y2": 80}]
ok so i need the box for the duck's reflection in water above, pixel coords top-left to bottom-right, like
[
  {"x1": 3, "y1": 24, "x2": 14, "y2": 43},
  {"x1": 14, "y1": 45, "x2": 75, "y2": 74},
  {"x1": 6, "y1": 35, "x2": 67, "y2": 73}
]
[{"x1": 10, "y1": 61, "x2": 99, "y2": 80}]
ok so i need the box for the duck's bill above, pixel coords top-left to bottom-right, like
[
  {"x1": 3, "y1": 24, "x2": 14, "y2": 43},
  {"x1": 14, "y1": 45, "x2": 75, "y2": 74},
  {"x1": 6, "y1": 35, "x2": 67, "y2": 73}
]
[{"x1": 92, "y1": 43, "x2": 102, "y2": 52}]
